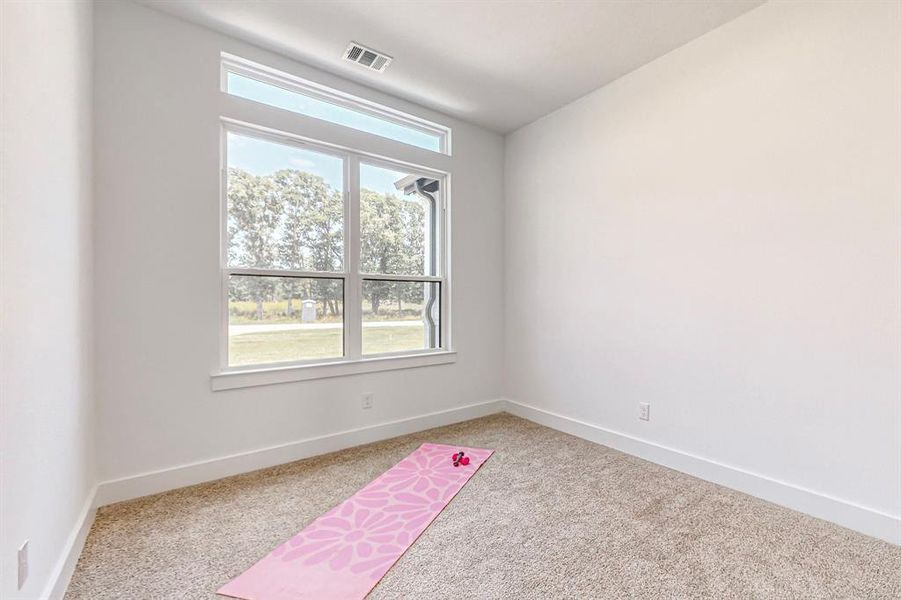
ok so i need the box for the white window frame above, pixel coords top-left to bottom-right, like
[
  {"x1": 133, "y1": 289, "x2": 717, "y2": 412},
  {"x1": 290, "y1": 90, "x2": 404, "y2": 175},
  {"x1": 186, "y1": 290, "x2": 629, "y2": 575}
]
[
  {"x1": 213, "y1": 112, "x2": 453, "y2": 390},
  {"x1": 221, "y1": 53, "x2": 452, "y2": 155}
]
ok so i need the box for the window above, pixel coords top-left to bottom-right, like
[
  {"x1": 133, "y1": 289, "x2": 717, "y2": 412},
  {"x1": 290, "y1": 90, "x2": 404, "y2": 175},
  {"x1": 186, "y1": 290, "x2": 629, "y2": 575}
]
[
  {"x1": 218, "y1": 57, "x2": 452, "y2": 385},
  {"x1": 222, "y1": 55, "x2": 450, "y2": 154},
  {"x1": 220, "y1": 68, "x2": 450, "y2": 382}
]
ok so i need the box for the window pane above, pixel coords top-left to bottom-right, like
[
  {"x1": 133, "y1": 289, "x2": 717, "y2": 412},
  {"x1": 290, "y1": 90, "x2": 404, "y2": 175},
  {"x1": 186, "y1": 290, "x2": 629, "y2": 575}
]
[
  {"x1": 360, "y1": 163, "x2": 437, "y2": 277},
  {"x1": 227, "y1": 72, "x2": 443, "y2": 152},
  {"x1": 362, "y1": 280, "x2": 439, "y2": 355},
  {"x1": 227, "y1": 132, "x2": 344, "y2": 271},
  {"x1": 229, "y1": 275, "x2": 343, "y2": 366}
]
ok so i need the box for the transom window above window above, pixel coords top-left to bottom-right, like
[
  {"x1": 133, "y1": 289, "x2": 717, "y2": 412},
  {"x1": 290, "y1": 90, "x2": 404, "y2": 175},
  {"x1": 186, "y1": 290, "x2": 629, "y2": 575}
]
[
  {"x1": 222, "y1": 54, "x2": 450, "y2": 154},
  {"x1": 222, "y1": 128, "x2": 447, "y2": 370}
]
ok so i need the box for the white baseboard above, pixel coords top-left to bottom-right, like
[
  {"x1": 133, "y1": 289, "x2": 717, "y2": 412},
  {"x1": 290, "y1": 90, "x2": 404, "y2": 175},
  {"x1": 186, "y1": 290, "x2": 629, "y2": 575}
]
[
  {"x1": 45, "y1": 395, "x2": 898, "y2": 600},
  {"x1": 42, "y1": 486, "x2": 97, "y2": 600},
  {"x1": 95, "y1": 398, "x2": 505, "y2": 507},
  {"x1": 503, "y1": 398, "x2": 900, "y2": 546},
  {"x1": 47, "y1": 399, "x2": 504, "y2": 599}
]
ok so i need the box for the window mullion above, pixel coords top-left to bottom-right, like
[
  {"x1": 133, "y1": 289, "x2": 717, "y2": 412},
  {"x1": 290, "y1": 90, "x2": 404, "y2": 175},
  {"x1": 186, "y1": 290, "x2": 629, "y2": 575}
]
[{"x1": 346, "y1": 154, "x2": 363, "y2": 360}]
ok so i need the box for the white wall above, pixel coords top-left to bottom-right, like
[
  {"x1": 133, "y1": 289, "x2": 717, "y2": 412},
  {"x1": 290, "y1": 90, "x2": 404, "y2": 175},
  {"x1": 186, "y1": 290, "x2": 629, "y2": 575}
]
[
  {"x1": 93, "y1": 1, "x2": 504, "y2": 485},
  {"x1": 505, "y1": 0, "x2": 900, "y2": 539},
  {"x1": 0, "y1": 1, "x2": 95, "y2": 597}
]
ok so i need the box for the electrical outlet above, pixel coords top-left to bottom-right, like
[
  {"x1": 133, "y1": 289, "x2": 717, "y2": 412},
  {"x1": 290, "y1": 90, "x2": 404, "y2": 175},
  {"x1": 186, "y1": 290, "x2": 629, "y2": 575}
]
[
  {"x1": 639, "y1": 402, "x2": 650, "y2": 421},
  {"x1": 361, "y1": 393, "x2": 374, "y2": 410},
  {"x1": 18, "y1": 540, "x2": 28, "y2": 590}
]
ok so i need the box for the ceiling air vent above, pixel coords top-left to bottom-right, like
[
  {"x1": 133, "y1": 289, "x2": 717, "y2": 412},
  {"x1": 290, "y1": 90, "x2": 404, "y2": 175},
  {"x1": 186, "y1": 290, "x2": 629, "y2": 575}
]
[{"x1": 343, "y1": 42, "x2": 392, "y2": 73}]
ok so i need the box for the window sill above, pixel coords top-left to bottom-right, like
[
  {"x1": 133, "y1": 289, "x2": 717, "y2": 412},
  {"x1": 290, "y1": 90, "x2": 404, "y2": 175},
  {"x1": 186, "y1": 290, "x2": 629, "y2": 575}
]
[{"x1": 210, "y1": 351, "x2": 457, "y2": 391}]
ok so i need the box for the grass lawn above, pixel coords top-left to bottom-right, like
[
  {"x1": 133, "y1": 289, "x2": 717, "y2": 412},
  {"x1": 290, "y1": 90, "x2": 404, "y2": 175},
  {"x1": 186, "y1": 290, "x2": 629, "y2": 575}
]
[{"x1": 229, "y1": 324, "x2": 427, "y2": 366}]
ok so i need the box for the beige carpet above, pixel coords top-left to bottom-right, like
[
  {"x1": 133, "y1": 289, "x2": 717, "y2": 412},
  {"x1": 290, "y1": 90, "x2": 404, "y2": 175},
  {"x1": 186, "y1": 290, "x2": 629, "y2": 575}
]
[{"x1": 66, "y1": 413, "x2": 900, "y2": 599}]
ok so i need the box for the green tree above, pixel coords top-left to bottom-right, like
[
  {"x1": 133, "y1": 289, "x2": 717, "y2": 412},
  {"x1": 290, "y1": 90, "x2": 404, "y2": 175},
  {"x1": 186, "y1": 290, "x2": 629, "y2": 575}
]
[
  {"x1": 227, "y1": 168, "x2": 282, "y2": 319},
  {"x1": 360, "y1": 189, "x2": 426, "y2": 315},
  {"x1": 273, "y1": 169, "x2": 343, "y2": 317},
  {"x1": 228, "y1": 168, "x2": 427, "y2": 322}
]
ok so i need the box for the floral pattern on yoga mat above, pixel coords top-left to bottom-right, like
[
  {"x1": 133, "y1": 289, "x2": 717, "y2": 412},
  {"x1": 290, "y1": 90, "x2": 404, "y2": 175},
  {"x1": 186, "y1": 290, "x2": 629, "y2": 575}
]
[{"x1": 267, "y1": 444, "x2": 492, "y2": 581}]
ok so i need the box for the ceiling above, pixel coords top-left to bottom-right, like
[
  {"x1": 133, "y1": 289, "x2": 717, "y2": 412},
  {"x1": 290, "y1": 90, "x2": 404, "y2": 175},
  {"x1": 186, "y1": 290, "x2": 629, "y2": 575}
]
[{"x1": 140, "y1": 0, "x2": 765, "y2": 133}]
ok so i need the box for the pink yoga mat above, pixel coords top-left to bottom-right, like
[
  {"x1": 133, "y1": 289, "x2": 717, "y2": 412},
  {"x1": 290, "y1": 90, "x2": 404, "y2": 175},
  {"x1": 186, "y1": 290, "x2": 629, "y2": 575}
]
[{"x1": 218, "y1": 443, "x2": 493, "y2": 600}]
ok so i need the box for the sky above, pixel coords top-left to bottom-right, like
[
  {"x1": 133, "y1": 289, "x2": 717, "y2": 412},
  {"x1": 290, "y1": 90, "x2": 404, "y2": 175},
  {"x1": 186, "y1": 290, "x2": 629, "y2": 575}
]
[{"x1": 226, "y1": 72, "x2": 428, "y2": 195}]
